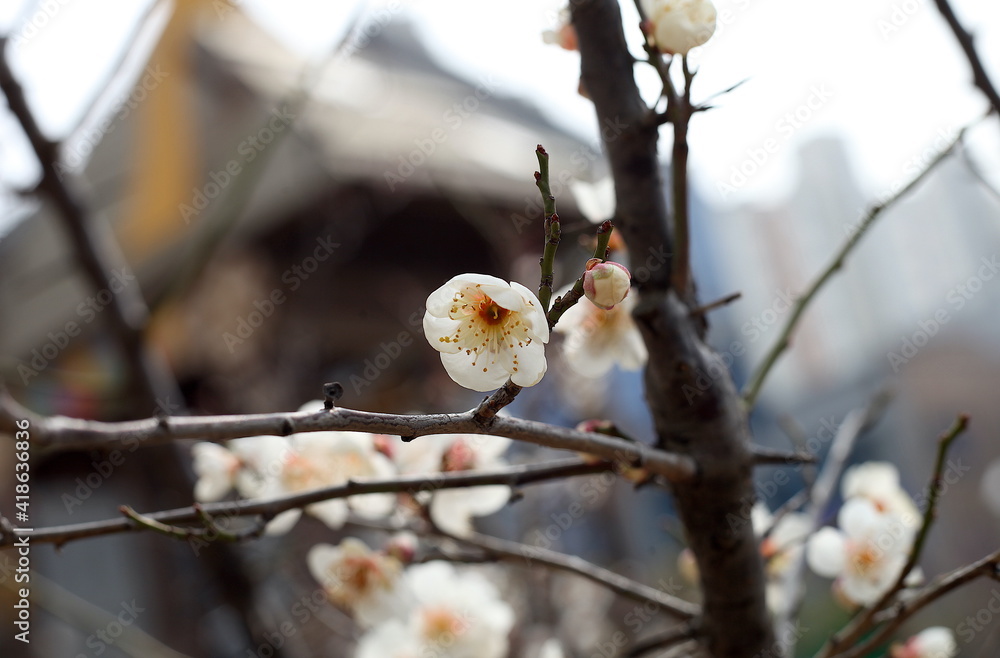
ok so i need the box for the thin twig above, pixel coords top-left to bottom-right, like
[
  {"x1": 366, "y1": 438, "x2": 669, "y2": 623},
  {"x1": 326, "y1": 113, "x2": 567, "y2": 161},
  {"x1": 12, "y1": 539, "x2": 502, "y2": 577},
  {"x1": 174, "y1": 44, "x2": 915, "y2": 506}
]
[
  {"x1": 750, "y1": 445, "x2": 817, "y2": 466},
  {"x1": 68, "y1": 0, "x2": 169, "y2": 146},
  {"x1": 689, "y1": 291, "x2": 741, "y2": 318},
  {"x1": 440, "y1": 529, "x2": 699, "y2": 619},
  {"x1": 741, "y1": 122, "x2": 974, "y2": 408},
  {"x1": 536, "y1": 144, "x2": 560, "y2": 311},
  {"x1": 0, "y1": 458, "x2": 615, "y2": 548},
  {"x1": 0, "y1": 394, "x2": 696, "y2": 481},
  {"x1": 0, "y1": 37, "x2": 181, "y2": 408},
  {"x1": 932, "y1": 0, "x2": 1000, "y2": 118},
  {"x1": 625, "y1": 623, "x2": 700, "y2": 657}
]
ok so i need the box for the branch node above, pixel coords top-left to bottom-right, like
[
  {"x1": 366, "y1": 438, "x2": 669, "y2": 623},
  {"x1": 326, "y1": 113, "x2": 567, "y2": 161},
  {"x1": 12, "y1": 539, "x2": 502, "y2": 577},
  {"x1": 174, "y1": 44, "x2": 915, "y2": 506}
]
[{"x1": 323, "y1": 381, "x2": 344, "y2": 409}]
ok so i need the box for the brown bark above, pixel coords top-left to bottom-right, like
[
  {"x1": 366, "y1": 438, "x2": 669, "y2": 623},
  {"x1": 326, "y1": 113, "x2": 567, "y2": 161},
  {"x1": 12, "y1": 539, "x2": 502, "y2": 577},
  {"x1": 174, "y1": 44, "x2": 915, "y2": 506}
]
[{"x1": 571, "y1": 1, "x2": 773, "y2": 655}]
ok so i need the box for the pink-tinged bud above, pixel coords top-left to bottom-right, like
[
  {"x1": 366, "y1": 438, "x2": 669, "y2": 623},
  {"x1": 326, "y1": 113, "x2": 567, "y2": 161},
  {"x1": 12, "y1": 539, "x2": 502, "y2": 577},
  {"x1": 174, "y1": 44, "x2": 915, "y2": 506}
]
[
  {"x1": 384, "y1": 531, "x2": 418, "y2": 564},
  {"x1": 583, "y1": 259, "x2": 632, "y2": 310}
]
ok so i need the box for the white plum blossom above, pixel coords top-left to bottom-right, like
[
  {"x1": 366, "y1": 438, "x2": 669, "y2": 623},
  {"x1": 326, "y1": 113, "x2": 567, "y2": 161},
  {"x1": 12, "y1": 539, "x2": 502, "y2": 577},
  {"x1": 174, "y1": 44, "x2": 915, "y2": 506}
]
[
  {"x1": 423, "y1": 274, "x2": 549, "y2": 391},
  {"x1": 980, "y1": 458, "x2": 1000, "y2": 516},
  {"x1": 841, "y1": 461, "x2": 920, "y2": 528},
  {"x1": 355, "y1": 562, "x2": 515, "y2": 658},
  {"x1": 753, "y1": 503, "x2": 812, "y2": 616},
  {"x1": 204, "y1": 427, "x2": 396, "y2": 534},
  {"x1": 307, "y1": 538, "x2": 413, "y2": 628},
  {"x1": 392, "y1": 434, "x2": 512, "y2": 537},
  {"x1": 264, "y1": 431, "x2": 397, "y2": 533},
  {"x1": 642, "y1": 0, "x2": 717, "y2": 55},
  {"x1": 569, "y1": 177, "x2": 616, "y2": 223},
  {"x1": 582, "y1": 259, "x2": 632, "y2": 310},
  {"x1": 554, "y1": 287, "x2": 647, "y2": 377},
  {"x1": 890, "y1": 627, "x2": 958, "y2": 658},
  {"x1": 191, "y1": 442, "x2": 242, "y2": 502},
  {"x1": 806, "y1": 497, "x2": 916, "y2": 606}
]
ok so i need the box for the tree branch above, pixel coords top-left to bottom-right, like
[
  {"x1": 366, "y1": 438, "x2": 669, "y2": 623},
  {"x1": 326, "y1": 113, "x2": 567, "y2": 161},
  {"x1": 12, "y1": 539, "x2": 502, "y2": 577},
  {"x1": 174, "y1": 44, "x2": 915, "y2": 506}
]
[
  {"x1": 437, "y1": 529, "x2": 700, "y2": 619},
  {"x1": 933, "y1": 0, "x2": 1000, "y2": 118},
  {"x1": 0, "y1": 397, "x2": 696, "y2": 481},
  {"x1": 0, "y1": 458, "x2": 613, "y2": 548},
  {"x1": 572, "y1": 1, "x2": 772, "y2": 654},
  {"x1": 0, "y1": 37, "x2": 181, "y2": 408}
]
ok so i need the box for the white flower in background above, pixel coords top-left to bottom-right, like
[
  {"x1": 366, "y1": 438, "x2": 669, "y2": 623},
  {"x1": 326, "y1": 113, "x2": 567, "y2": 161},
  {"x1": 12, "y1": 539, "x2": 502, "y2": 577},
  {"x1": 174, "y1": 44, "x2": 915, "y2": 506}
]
[
  {"x1": 569, "y1": 177, "x2": 616, "y2": 224},
  {"x1": 554, "y1": 288, "x2": 647, "y2": 377},
  {"x1": 537, "y1": 638, "x2": 566, "y2": 658},
  {"x1": 841, "y1": 461, "x2": 920, "y2": 527},
  {"x1": 223, "y1": 430, "x2": 396, "y2": 534},
  {"x1": 307, "y1": 538, "x2": 413, "y2": 628},
  {"x1": 643, "y1": 0, "x2": 717, "y2": 55},
  {"x1": 806, "y1": 497, "x2": 916, "y2": 606},
  {"x1": 541, "y1": 9, "x2": 578, "y2": 51},
  {"x1": 423, "y1": 274, "x2": 549, "y2": 391},
  {"x1": 752, "y1": 503, "x2": 813, "y2": 616},
  {"x1": 356, "y1": 562, "x2": 515, "y2": 658},
  {"x1": 980, "y1": 458, "x2": 1000, "y2": 516},
  {"x1": 191, "y1": 442, "x2": 242, "y2": 502},
  {"x1": 890, "y1": 627, "x2": 958, "y2": 658},
  {"x1": 582, "y1": 259, "x2": 632, "y2": 310},
  {"x1": 392, "y1": 434, "x2": 513, "y2": 537}
]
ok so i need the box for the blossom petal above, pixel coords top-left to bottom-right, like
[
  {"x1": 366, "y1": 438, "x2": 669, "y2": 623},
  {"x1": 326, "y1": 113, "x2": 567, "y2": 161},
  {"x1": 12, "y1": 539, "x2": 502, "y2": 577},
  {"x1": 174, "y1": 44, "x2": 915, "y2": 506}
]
[
  {"x1": 509, "y1": 280, "x2": 549, "y2": 342},
  {"x1": 264, "y1": 508, "x2": 302, "y2": 535},
  {"x1": 440, "y1": 350, "x2": 512, "y2": 391},
  {"x1": 806, "y1": 527, "x2": 847, "y2": 578},
  {"x1": 431, "y1": 485, "x2": 511, "y2": 536}
]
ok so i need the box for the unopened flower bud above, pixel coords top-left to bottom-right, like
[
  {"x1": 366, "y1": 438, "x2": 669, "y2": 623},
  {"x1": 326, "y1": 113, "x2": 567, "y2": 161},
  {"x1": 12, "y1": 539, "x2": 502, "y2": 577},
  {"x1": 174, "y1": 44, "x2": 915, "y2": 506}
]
[
  {"x1": 645, "y1": 0, "x2": 717, "y2": 56},
  {"x1": 583, "y1": 259, "x2": 632, "y2": 310},
  {"x1": 384, "y1": 531, "x2": 418, "y2": 564}
]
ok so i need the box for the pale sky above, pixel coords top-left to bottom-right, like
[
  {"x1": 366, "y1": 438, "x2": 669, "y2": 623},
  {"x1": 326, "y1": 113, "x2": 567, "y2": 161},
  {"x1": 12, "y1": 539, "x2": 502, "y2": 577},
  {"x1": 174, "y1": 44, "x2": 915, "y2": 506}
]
[{"x1": 1, "y1": 0, "x2": 999, "y2": 231}]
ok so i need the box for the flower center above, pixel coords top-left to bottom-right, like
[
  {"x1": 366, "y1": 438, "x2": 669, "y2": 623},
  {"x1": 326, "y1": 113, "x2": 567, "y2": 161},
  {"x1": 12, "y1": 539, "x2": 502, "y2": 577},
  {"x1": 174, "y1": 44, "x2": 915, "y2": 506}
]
[
  {"x1": 421, "y1": 606, "x2": 467, "y2": 643},
  {"x1": 851, "y1": 542, "x2": 881, "y2": 575},
  {"x1": 478, "y1": 299, "x2": 509, "y2": 326}
]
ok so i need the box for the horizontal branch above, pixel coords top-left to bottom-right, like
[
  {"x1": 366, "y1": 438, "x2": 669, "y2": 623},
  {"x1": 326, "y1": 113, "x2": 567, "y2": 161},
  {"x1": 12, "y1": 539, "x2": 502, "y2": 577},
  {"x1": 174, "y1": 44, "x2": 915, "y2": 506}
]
[
  {"x1": 439, "y1": 529, "x2": 700, "y2": 619},
  {"x1": 0, "y1": 458, "x2": 612, "y2": 548},
  {"x1": 0, "y1": 396, "x2": 696, "y2": 481}
]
